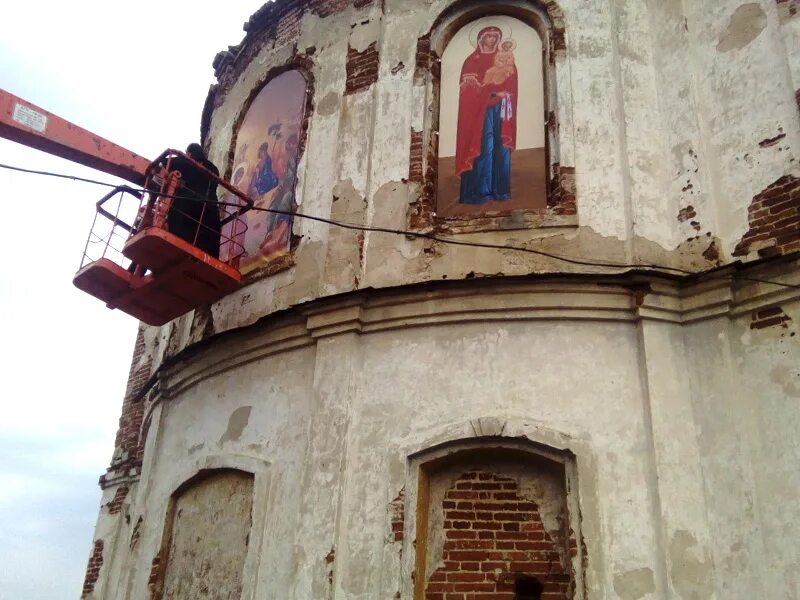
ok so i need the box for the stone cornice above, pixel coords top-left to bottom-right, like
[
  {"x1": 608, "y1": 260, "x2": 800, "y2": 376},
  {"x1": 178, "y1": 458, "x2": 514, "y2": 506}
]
[{"x1": 155, "y1": 258, "x2": 799, "y2": 399}]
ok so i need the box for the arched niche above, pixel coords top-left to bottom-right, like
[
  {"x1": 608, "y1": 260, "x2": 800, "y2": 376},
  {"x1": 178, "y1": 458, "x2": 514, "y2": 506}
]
[
  {"x1": 410, "y1": 1, "x2": 576, "y2": 233},
  {"x1": 150, "y1": 468, "x2": 256, "y2": 600},
  {"x1": 223, "y1": 67, "x2": 312, "y2": 279},
  {"x1": 407, "y1": 439, "x2": 585, "y2": 600}
]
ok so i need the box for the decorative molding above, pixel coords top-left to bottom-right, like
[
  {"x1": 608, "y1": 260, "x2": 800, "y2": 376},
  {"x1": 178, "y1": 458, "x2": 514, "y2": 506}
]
[{"x1": 154, "y1": 259, "x2": 800, "y2": 399}]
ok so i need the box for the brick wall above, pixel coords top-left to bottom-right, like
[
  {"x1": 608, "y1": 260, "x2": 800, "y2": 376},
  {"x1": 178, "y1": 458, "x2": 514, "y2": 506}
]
[
  {"x1": 425, "y1": 471, "x2": 572, "y2": 600},
  {"x1": 100, "y1": 326, "x2": 152, "y2": 488},
  {"x1": 389, "y1": 488, "x2": 405, "y2": 543},
  {"x1": 733, "y1": 174, "x2": 800, "y2": 257},
  {"x1": 409, "y1": 130, "x2": 425, "y2": 184},
  {"x1": 81, "y1": 539, "x2": 104, "y2": 597},
  {"x1": 213, "y1": 0, "x2": 378, "y2": 97},
  {"x1": 549, "y1": 165, "x2": 577, "y2": 216},
  {"x1": 105, "y1": 485, "x2": 130, "y2": 515},
  {"x1": 346, "y1": 42, "x2": 380, "y2": 95}
]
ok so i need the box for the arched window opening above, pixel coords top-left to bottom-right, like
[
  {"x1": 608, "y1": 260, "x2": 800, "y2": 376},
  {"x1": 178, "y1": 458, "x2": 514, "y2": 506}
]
[
  {"x1": 222, "y1": 69, "x2": 308, "y2": 275},
  {"x1": 437, "y1": 15, "x2": 547, "y2": 219},
  {"x1": 413, "y1": 443, "x2": 580, "y2": 600},
  {"x1": 153, "y1": 469, "x2": 254, "y2": 599},
  {"x1": 515, "y1": 576, "x2": 544, "y2": 600}
]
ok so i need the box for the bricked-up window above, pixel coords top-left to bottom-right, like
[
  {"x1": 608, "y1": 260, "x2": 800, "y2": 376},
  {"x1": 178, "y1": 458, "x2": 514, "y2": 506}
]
[
  {"x1": 151, "y1": 470, "x2": 254, "y2": 600},
  {"x1": 415, "y1": 447, "x2": 582, "y2": 600},
  {"x1": 437, "y1": 16, "x2": 547, "y2": 219}
]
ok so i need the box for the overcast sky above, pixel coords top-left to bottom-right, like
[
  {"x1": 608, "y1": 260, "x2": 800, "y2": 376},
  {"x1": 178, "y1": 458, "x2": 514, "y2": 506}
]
[{"x1": 0, "y1": 2, "x2": 266, "y2": 598}]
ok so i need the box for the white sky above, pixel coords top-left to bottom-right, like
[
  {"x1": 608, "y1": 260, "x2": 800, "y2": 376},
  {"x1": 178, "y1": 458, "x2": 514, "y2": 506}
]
[{"x1": 0, "y1": 2, "x2": 266, "y2": 598}]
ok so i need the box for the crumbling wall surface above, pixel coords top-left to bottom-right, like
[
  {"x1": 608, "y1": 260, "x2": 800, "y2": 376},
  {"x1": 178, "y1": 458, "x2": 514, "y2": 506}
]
[
  {"x1": 160, "y1": 471, "x2": 254, "y2": 599},
  {"x1": 180, "y1": 0, "x2": 800, "y2": 354},
  {"x1": 423, "y1": 464, "x2": 574, "y2": 599},
  {"x1": 776, "y1": 0, "x2": 800, "y2": 113},
  {"x1": 683, "y1": 297, "x2": 800, "y2": 599},
  {"x1": 119, "y1": 342, "x2": 319, "y2": 599},
  {"x1": 86, "y1": 270, "x2": 800, "y2": 599}
]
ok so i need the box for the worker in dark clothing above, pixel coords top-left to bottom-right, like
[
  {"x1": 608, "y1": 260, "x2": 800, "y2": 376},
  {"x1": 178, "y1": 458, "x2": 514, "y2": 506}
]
[{"x1": 166, "y1": 143, "x2": 222, "y2": 258}]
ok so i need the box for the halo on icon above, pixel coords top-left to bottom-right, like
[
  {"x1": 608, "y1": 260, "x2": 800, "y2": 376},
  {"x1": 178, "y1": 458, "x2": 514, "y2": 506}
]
[{"x1": 468, "y1": 20, "x2": 513, "y2": 48}]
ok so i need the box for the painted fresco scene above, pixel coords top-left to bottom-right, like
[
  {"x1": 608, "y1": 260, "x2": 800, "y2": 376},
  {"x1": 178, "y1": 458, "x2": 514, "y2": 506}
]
[
  {"x1": 437, "y1": 16, "x2": 547, "y2": 218},
  {"x1": 221, "y1": 70, "x2": 306, "y2": 274}
]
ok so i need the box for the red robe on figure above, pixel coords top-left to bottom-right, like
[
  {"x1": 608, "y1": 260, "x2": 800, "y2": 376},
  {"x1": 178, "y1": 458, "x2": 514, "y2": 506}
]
[{"x1": 454, "y1": 26, "x2": 518, "y2": 176}]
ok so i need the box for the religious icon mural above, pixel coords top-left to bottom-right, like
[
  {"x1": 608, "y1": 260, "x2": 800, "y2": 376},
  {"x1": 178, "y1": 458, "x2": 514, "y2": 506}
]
[
  {"x1": 220, "y1": 70, "x2": 306, "y2": 274},
  {"x1": 437, "y1": 16, "x2": 547, "y2": 218}
]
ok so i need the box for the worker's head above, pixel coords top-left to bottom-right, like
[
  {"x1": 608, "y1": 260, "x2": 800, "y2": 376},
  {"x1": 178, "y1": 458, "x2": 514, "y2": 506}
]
[{"x1": 186, "y1": 143, "x2": 205, "y2": 162}]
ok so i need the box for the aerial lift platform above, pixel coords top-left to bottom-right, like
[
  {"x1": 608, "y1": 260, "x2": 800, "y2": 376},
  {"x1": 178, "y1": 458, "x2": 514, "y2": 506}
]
[{"x1": 1, "y1": 89, "x2": 254, "y2": 325}]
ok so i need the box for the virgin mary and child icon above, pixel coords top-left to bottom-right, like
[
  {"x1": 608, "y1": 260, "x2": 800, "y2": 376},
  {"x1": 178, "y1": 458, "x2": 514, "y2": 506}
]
[{"x1": 455, "y1": 23, "x2": 518, "y2": 205}]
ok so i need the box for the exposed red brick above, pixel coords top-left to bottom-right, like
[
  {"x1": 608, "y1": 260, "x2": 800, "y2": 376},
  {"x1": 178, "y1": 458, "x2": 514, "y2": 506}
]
[
  {"x1": 759, "y1": 132, "x2": 786, "y2": 148},
  {"x1": 702, "y1": 241, "x2": 720, "y2": 263},
  {"x1": 346, "y1": 42, "x2": 379, "y2": 95},
  {"x1": 81, "y1": 539, "x2": 104, "y2": 597},
  {"x1": 129, "y1": 516, "x2": 143, "y2": 550},
  {"x1": 425, "y1": 472, "x2": 572, "y2": 600},
  {"x1": 409, "y1": 129, "x2": 425, "y2": 184},
  {"x1": 733, "y1": 174, "x2": 800, "y2": 258},
  {"x1": 677, "y1": 205, "x2": 697, "y2": 222},
  {"x1": 389, "y1": 488, "x2": 405, "y2": 543},
  {"x1": 415, "y1": 35, "x2": 432, "y2": 79},
  {"x1": 213, "y1": 0, "x2": 375, "y2": 100},
  {"x1": 751, "y1": 305, "x2": 793, "y2": 330},
  {"x1": 105, "y1": 485, "x2": 130, "y2": 515},
  {"x1": 147, "y1": 551, "x2": 162, "y2": 594},
  {"x1": 549, "y1": 165, "x2": 577, "y2": 216},
  {"x1": 100, "y1": 326, "x2": 152, "y2": 488},
  {"x1": 776, "y1": 0, "x2": 799, "y2": 17}
]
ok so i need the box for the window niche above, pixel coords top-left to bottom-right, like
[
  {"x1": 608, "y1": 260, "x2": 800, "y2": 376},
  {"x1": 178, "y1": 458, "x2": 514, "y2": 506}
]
[
  {"x1": 413, "y1": 3, "x2": 574, "y2": 234},
  {"x1": 412, "y1": 443, "x2": 583, "y2": 600},
  {"x1": 152, "y1": 469, "x2": 255, "y2": 600},
  {"x1": 222, "y1": 68, "x2": 311, "y2": 279}
]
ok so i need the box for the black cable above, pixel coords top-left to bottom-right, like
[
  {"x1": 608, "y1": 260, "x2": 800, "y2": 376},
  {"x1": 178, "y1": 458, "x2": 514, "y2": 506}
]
[
  {"x1": 0, "y1": 162, "x2": 120, "y2": 188},
  {"x1": 3, "y1": 161, "x2": 799, "y2": 290}
]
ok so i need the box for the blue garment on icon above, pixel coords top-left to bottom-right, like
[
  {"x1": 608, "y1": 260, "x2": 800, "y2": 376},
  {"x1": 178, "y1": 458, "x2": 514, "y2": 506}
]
[
  {"x1": 254, "y1": 155, "x2": 279, "y2": 195},
  {"x1": 459, "y1": 102, "x2": 512, "y2": 204}
]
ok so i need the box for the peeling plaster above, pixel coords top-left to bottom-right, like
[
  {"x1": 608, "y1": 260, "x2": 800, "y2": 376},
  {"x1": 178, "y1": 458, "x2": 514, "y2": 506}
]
[
  {"x1": 770, "y1": 364, "x2": 800, "y2": 398},
  {"x1": 669, "y1": 530, "x2": 714, "y2": 600},
  {"x1": 717, "y1": 4, "x2": 767, "y2": 53},
  {"x1": 219, "y1": 406, "x2": 252, "y2": 445},
  {"x1": 613, "y1": 568, "x2": 656, "y2": 600}
]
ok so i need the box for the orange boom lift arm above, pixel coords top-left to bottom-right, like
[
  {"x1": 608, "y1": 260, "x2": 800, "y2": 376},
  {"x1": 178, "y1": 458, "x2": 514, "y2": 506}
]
[{"x1": 1, "y1": 88, "x2": 254, "y2": 326}]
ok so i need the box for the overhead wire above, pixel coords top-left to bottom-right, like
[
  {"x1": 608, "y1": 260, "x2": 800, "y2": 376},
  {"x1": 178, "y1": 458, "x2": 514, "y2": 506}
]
[{"x1": 2, "y1": 160, "x2": 799, "y2": 290}]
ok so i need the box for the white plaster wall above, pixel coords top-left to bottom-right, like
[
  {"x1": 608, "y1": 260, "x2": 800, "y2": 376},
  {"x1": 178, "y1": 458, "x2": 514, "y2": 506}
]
[{"x1": 91, "y1": 269, "x2": 800, "y2": 600}]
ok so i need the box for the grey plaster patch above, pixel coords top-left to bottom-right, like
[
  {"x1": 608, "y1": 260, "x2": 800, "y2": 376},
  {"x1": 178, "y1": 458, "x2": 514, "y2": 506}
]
[
  {"x1": 613, "y1": 568, "x2": 656, "y2": 600},
  {"x1": 717, "y1": 4, "x2": 767, "y2": 53},
  {"x1": 317, "y1": 92, "x2": 340, "y2": 117},
  {"x1": 669, "y1": 530, "x2": 713, "y2": 600},
  {"x1": 770, "y1": 365, "x2": 800, "y2": 398},
  {"x1": 188, "y1": 443, "x2": 205, "y2": 455},
  {"x1": 219, "y1": 406, "x2": 252, "y2": 445}
]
